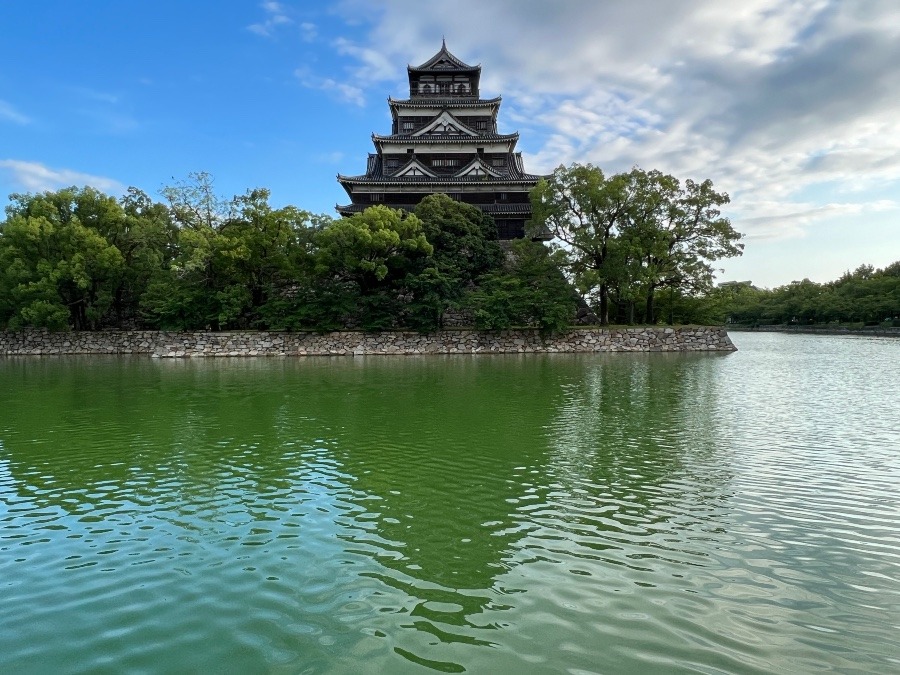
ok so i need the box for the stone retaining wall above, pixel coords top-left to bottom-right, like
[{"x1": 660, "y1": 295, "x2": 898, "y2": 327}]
[{"x1": 0, "y1": 327, "x2": 735, "y2": 357}]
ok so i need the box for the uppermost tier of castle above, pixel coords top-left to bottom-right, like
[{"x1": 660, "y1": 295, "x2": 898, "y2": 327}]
[{"x1": 406, "y1": 39, "x2": 481, "y2": 99}]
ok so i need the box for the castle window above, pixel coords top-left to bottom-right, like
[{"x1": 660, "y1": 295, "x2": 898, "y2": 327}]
[
  {"x1": 476, "y1": 121, "x2": 487, "y2": 131},
  {"x1": 492, "y1": 158, "x2": 506, "y2": 167},
  {"x1": 369, "y1": 193, "x2": 383, "y2": 202},
  {"x1": 402, "y1": 121, "x2": 414, "y2": 132}
]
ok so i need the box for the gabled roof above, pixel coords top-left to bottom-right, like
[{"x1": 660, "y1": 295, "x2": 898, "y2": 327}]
[
  {"x1": 391, "y1": 157, "x2": 438, "y2": 178},
  {"x1": 411, "y1": 111, "x2": 479, "y2": 137},
  {"x1": 409, "y1": 39, "x2": 480, "y2": 73},
  {"x1": 336, "y1": 175, "x2": 541, "y2": 187},
  {"x1": 454, "y1": 157, "x2": 504, "y2": 178}
]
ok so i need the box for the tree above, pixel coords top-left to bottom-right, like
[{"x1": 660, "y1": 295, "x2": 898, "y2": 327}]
[
  {"x1": 312, "y1": 205, "x2": 433, "y2": 330},
  {"x1": 0, "y1": 187, "x2": 135, "y2": 330},
  {"x1": 411, "y1": 194, "x2": 505, "y2": 329},
  {"x1": 620, "y1": 170, "x2": 743, "y2": 323},
  {"x1": 529, "y1": 164, "x2": 632, "y2": 324},
  {"x1": 529, "y1": 164, "x2": 743, "y2": 324},
  {"x1": 414, "y1": 194, "x2": 503, "y2": 282},
  {"x1": 464, "y1": 240, "x2": 576, "y2": 331},
  {"x1": 222, "y1": 189, "x2": 320, "y2": 325},
  {"x1": 143, "y1": 174, "x2": 322, "y2": 330},
  {"x1": 141, "y1": 173, "x2": 234, "y2": 329}
]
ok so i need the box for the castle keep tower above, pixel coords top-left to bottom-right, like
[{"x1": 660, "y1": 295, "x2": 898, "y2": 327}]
[{"x1": 337, "y1": 41, "x2": 546, "y2": 239}]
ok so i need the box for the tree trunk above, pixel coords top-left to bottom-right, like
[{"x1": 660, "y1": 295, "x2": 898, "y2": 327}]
[
  {"x1": 599, "y1": 284, "x2": 609, "y2": 325},
  {"x1": 645, "y1": 288, "x2": 655, "y2": 325}
]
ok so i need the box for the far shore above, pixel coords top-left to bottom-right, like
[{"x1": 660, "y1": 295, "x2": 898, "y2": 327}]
[{"x1": 729, "y1": 325, "x2": 900, "y2": 337}]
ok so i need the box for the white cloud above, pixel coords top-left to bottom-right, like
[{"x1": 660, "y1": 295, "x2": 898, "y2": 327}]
[
  {"x1": 333, "y1": 37, "x2": 398, "y2": 82},
  {"x1": 294, "y1": 67, "x2": 365, "y2": 107},
  {"x1": 328, "y1": 0, "x2": 900, "y2": 250},
  {"x1": 0, "y1": 100, "x2": 30, "y2": 125},
  {"x1": 248, "y1": 1, "x2": 293, "y2": 37},
  {"x1": 68, "y1": 86, "x2": 120, "y2": 104},
  {"x1": 0, "y1": 160, "x2": 125, "y2": 194},
  {"x1": 300, "y1": 22, "x2": 317, "y2": 42}
]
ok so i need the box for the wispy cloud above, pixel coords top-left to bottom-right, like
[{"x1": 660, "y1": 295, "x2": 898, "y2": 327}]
[
  {"x1": 314, "y1": 151, "x2": 345, "y2": 164},
  {"x1": 247, "y1": 1, "x2": 293, "y2": 38},
  {"x1": 0, "y1": 100, "x2": 30, "y2": 125},
  {"x1": 332, "y1": 37, "x2": 398, "y2": 82},
  {"x1": 75, "y1": 107, "x2": 140, "y2": 134},
  {"x1": 288, "y1": 35, "x2": 398, "y2": 109},
  {"x1": 68, "y1": 86, "x2": 120, "y2": 105},
  {"x1": 300, "y1": 22, "x2": 317, "y2": 42},
  {"x1": 295, "y1": 67, "x2": 365, "y2": 107},
  {"x1": 0, "y1": 159, "x2": 125, "y2": 194},
  {"x1": 63, "y1": 86, "x2": 139, "y2": 134}
]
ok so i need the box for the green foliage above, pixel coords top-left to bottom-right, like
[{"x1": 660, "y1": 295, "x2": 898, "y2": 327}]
[
  {"x1": 0, "y1": 187, "x2": 136, "y2": 329},
  {"x1": 715, "y1": 263, "x2": 900, "y2": 327},
  {"x1": 141, "y1": 175, "x2": 321, "y2": 330},
  {"x1": 1, "y1": 179, "x2": 579, "y2": 332},
  {"x1": 410, "y1": 194, "x2": 505, "y2": 330},
  {"x1": 464, "y1": 240, "x2": 576, "y2": 331},
  {"x1": 314, "y1": 205, "x2": 432, "y2": 283},
  {"x1": 530, "y1": 164, "x2": 743, "y2": 325},
  {"x1": 312, "y1": 205, "x2": 432, "y2": 331},
  {"x1": 414, "y1": 194, "x2": 504, "y2": 282}
]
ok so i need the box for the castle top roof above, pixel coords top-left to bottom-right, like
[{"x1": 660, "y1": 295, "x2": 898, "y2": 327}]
[{"x1": 409, "y1": 39, "x2": 480, "y2": 73}]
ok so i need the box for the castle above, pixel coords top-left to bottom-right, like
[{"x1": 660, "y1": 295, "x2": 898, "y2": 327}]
[{"x1": 337, "y1": 41, "x2": 546, "y2": 240}]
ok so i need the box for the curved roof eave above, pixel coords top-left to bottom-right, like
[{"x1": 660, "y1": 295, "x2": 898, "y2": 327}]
[
  {"x1": 372, "y1": 132, "x2": 519, "y2": 144},
  {"x1": 337, "y1": 176, "x2": 542, "y2": 186},
  {"x1": 388, "y1": 96, "x2": 501, "y2": 108}
]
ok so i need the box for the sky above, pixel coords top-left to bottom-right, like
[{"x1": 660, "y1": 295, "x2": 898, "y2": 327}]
[{"x1": 1, "y1": 0, "x2": 898, "y2": 288}]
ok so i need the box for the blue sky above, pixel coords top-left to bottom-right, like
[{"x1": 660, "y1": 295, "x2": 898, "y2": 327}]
[{"x1": 2, "y1": 0, "x2": 898, "y2": 288}]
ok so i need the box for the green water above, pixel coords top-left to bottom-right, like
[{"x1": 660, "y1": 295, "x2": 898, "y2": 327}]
[{"x1": 1, "y1": 333, "x2": 898, "y2": 674}]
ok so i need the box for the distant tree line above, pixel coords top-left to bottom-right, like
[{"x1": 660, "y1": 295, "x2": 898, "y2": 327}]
[
  {"x1": 718, "y1": 264, "x2": 900, "y2": 327},
  {"x1": 0, "y1": 175, "x2": 574, "y2": 332}
]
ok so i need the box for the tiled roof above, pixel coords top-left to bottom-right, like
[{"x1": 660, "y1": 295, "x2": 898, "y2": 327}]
[
  {"x1": 335, "y1": 203, "x2": 535, "y2": 215},
  {"x1": 338, "y1": 152, "x2": 545, "y2": 184},
  {"x1": 388, "y1": 96, "x2": 501, "y2": 108},
  {"x1": 409, "y1": 40, "x2": 479, "y2": 72},
  {"x1": 337, "y1": 175, "x2": 543, "y2": 186},
  {"x1": 372, "y1": 132, "x2": 518, "y2": 144}
]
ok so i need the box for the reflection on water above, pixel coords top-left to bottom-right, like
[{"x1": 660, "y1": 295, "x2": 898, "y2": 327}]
[{"x1": 1, "y1": 335, "x2": 898, "y2": 674}]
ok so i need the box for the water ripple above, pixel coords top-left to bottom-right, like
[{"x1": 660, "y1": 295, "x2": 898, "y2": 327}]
[{"x1": 1, "y1": 342, "x2": 898, "y2": 673}]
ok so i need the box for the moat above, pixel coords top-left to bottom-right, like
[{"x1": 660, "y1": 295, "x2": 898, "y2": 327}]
[{"x1": 1, "y1": 332, "x2": 898, "y2": 673}]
